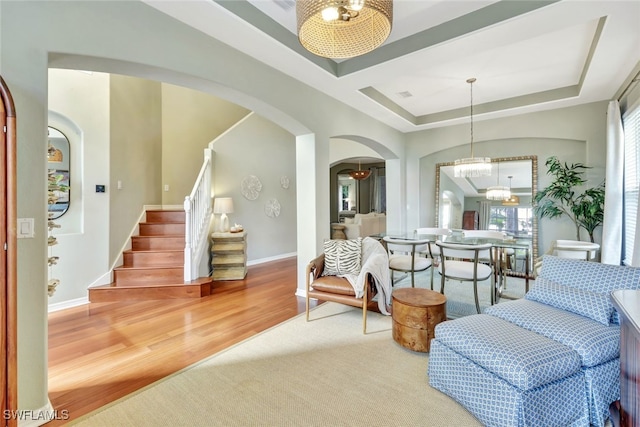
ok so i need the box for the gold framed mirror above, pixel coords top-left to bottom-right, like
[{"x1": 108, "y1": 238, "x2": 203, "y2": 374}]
[{"x1": 435, "y1": 155, "x2": 538, "y2": 260}]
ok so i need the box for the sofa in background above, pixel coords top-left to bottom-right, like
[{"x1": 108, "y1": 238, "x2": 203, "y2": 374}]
[
  {"x1": 428, "y1": 255, "x2": 640, "y2": 427},
  {"x1": 341, "y1": 212, "x2": 386, "y2": 239}
]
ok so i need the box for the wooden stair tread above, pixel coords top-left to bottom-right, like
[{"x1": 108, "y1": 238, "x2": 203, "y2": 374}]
[
  {"x1": 123, "y1": 249, "x2": 183, "y2": 253},
  {"x1": 114, "y1": 265, "x2": 182, "y2": 271},
  {"x1": 139, "y1": 221, "x2": 185, "y2": 224},
  {"x1": 131, "y1": 234, "x2": 184, "y2": 239},
  {"x1": 96, "y1": 277, "x2": 212, "y2": 287},
  {"x1": 96, "y1": 209, "x2": 208, "y2": 302},
  {"x1": 88, "y1": 277, "x2": 213, "y2": 302},
  {"x1": 93, "y1": 277, "x2": 212, "y2": 289}
]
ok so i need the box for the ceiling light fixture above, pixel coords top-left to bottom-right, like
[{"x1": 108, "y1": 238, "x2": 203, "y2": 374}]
[
  {"x1": 349, "y1": 161, "x2": 371, "y2": 180},
  {"x1": 454, "y1": 78, "x2": 491, "y2": 178},
  {"x1": 486, "y1": 161, "x2": 510, "y2": 201},
  {"x1": 296, "y1": 0, "x2": 393, "y2": 59},
  {"x1": 502, "y1": 176, "x2": 520, "y2": 206}
]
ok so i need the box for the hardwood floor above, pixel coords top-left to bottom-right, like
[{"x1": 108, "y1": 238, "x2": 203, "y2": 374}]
[{"x1": 46, "y1": 256, "x2": 320, "y2": 425}]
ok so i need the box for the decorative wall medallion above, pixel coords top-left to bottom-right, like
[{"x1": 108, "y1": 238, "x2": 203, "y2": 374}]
[
  {"x1": 265, "y1": 198, "x2": 281, "y2": 218},
  {"x1": 241, "y1": 175, "x2": 262, "y2": 200},
  {"x1": 280, "y1": 175, "x2": 290, "y2": 189}
]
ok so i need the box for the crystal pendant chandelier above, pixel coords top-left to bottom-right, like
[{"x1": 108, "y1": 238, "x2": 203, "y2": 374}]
[
  {"x1": 502, "y1": 176, "x2": 520, "y2": 206},
  {"x1": 454, "y1": 78, "x2": 491, "y2": 178},
  {"x1": 486, "y1": 162, "x2": 510, "y2": 201},
  {"x1": 296, "y1": 0, "x2": 393, "y2": 59}
]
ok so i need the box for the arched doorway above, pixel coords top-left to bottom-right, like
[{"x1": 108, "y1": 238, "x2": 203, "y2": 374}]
[{"x1": 1, "y1": 75, "x2": 18, "y2": 427}]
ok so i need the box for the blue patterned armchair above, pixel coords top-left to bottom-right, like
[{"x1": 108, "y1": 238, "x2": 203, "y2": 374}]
[{"x1": 428, "y1": 255, "x2": 640, "y2": 427}]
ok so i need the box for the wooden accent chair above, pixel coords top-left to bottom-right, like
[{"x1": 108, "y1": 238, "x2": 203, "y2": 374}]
[{"x1": 305, "y1": 253, "x2": 378, "y2": 334}]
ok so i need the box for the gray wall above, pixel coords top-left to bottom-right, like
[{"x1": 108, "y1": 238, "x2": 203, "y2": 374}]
[
  {"x1": 212, "y1": 113, "x2": 297, "y2": 261},
  {"x1": 412, "y1": 102, "x2": 607, "y2": 257},
  {"x1": 0, "y1": 0, "x2": 634, "y2": 416},
  {"x1": 110, "y1": 75, "x2": 163, "y2": 262},
  {"x1": 161, "y1": 84, "x2": 250, "y2": 205}
]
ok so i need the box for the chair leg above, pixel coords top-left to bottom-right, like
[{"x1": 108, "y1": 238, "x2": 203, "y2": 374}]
[
  {"x1": 411, "y1": 271, "x2": 415, "y2": 288},
  {"x1": 440, "y1": 272, "x2": 446, "y2": 295},
  {"x1": 473, "y1": 278, "x2": 481, "y2": 314},
  {"x1": 430, "y1": 266, "x2": 434, "y2": 290},
  {"x1": 362, "y1": 288, "x2": 368, "y2": 334},
  {"x1": 305, "y1": 293, "x2": 310, "y2": 322}
]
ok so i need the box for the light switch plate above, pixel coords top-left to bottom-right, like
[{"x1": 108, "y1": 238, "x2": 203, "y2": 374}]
[{"x1": 17, "y1": 218, "x2": 34, "y2": 238}]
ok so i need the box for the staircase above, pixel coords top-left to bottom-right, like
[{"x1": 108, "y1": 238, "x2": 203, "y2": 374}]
[{"x1": 88, "y1": 209, "x2": 212, "y2": 302}]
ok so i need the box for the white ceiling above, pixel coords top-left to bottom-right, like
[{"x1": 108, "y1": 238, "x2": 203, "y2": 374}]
[{"x1": 144, "y1": 0, "x2": 640, "y2": 133}]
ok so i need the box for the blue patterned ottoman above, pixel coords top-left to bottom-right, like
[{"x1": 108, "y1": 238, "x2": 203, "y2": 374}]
[{"x1": 428, "y1": 314, "x2": 590, "y2": 427}]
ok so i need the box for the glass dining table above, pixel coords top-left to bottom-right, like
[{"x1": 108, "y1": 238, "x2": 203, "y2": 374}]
[{"x1": 379, "y1": 231, "x2": 533, "y2": 299}]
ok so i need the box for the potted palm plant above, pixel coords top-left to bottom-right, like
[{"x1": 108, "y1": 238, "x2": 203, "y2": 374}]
[{"x1": 533, "y1": 156, "x2": 605, "y2": 243}]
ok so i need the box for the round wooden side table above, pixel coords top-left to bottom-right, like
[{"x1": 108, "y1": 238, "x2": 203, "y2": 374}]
[{"x1": 392, "y1": 288, "x2": 447, "y2": 353}]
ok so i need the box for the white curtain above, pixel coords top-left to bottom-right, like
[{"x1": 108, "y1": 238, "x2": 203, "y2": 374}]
[
  {"x1": 478, "y1": 201, "x2": 491, "y2": 230},
  {"x1": 601, "y1": 100, "x2": 624, "y2": 265},
  {"x1": 369, "y1": 167, "x2": 379, "y2": 212}
]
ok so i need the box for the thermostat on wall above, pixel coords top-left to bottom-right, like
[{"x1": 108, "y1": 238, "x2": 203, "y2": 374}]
[{"x1": 96, "y1": 185, "x2": 106, "y2": 193}]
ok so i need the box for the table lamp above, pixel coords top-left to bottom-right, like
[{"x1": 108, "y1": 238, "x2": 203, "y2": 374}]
[{"x1": 213, "y1": 197, "x2": 234, "y2": 232}]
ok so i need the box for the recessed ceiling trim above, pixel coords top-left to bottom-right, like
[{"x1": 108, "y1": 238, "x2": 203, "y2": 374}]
[
  {"x1": 415, "y1": 85, "x2": 581, "y2": 126},
  {"x1": 361, "y1": 14, "x2": 603, "y2": 128},
  {"x1": 213, "y1": 0, "x2": 338, "y2": 75},
  {"x1": 216, "y1": 0, "x2": 561, "y2": 79},
  {"x1": 337, "y1": 0, "x2": 562, "y2": 77},
  {"x1": 577, "y1": 16, "x2": 607, "y2": 91},
  {"x1": 361, "y1": 85, "x2": 581, "y2": 127},
  {"x1": 359, "y1": 87, "x2": 418, "y2": 125}
]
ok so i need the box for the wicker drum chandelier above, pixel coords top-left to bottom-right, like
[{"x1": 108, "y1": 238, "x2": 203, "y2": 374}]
[
  {"x1": 296, "y1": 0, "x2": 393, "y2": 59},
  {"x1": 349, "y1": 161, "x2": 371, "y2": 180}
]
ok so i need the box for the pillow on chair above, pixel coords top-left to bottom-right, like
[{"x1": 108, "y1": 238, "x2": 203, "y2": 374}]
[
  {"x1": 322, "y1": 238, "x2": 362, "y2": 276},
  {"x1": 526, "y1": 277, "x2": 614, "y2": 325}
]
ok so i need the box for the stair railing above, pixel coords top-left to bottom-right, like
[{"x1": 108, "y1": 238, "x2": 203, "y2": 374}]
[{"x1": 184, "y1": 148, "x2": 214, "y2": 281}]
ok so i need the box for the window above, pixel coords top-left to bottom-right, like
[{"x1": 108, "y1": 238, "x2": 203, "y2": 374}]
[
  {"x1": 441, "y1": 194, "x2": 451, "y2": 229},
  {"x1": 489, "y1": 206, "x2": 533, "y2": 237},
  {"x1": 623, "y1": 101, "x2": 640, "y2": 265}
]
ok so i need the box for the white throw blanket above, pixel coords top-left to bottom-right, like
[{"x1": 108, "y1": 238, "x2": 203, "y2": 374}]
[{"x1": 341, "y1": 237, "x2": 392, "y2": 315}]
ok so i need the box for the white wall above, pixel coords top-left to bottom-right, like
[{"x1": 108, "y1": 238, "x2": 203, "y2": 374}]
[
  {"x1": 161, "y1": 83, "x2": 250, "y2": 205},
  {"x1": 409, "y1": 101, "x2": 608, "y2": 256},
  {"x1": 47, "y1": 70, "x2": 112, "y2": 306},
  {"x1": 1, "y1": 1, "x2": 405, "y2": 413},
  {"x1": 211, "y1": 113, "x2": 297, "y2": 261},
  {"x1": 109, "y1": 75, "x2": 164, "y2": 263},
  {"x1": 2, "y1": 0, "x2": 630, "y2": 417}
]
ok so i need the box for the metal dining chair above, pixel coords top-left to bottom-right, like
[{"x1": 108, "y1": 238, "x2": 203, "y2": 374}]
[
  {"x1": 383, "y1": 236, "x2": 432, "y2": 288},
  {"x1": 415, "y1": 227, "x2": 451, "y2": 288},
  {"x1": 436, "y1": 240, "x2": 495, "y2": 314}
]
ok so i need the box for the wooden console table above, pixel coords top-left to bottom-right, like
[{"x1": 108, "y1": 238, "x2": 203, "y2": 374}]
[
  {"x1": 210, "y1": 231, "x2": 247, "y2": 280},
  {"x1": 611, "y1": 289, "x2": 640, "y2": 427}
]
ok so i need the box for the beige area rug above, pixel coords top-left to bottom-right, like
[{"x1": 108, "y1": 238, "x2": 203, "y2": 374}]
[
  {"x1": 72, "y1": 302, "x2": 481, "y2": 427},
  {"x1": 392, "y1": 269, "x2": 527, "y2": 319}
]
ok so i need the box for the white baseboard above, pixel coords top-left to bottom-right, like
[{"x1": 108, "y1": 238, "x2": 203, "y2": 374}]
[
  {"x1": 247, "y1": 252, "x2": 296, "y2": 266},
  {"x1": 48, "y1": 297, "x2": 88, "y2": 313},
  {"x1": 15, "y1": 399, "x2": 70, "y2": 426}
]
